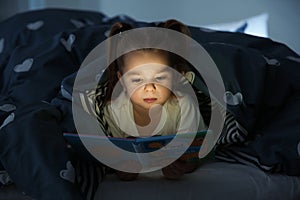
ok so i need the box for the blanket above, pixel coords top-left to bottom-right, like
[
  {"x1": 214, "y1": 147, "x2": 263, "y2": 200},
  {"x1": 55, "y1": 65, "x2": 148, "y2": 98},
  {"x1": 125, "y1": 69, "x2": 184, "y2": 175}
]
[{"x1": 0, "y1": 8, "x2": 299, "y2": 200}]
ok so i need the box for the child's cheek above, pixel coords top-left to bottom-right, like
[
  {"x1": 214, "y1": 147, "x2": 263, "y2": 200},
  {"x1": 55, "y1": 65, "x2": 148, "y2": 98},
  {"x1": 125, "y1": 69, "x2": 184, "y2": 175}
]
[{"x1": 126, "y1": 85, "x2": 143, "y2": 98}]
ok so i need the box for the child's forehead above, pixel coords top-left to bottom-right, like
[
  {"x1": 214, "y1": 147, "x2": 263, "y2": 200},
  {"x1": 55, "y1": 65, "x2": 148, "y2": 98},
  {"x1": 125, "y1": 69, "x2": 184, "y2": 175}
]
[
  {"x1": 125, "y1": 49, "x2": 168, "y2": 60},
  {"x1": 123, "y1": 50, "x2": 169, "y2": 68},
  {"x1": 125, "y1": 63, "x2": 171, "y2": 75}
]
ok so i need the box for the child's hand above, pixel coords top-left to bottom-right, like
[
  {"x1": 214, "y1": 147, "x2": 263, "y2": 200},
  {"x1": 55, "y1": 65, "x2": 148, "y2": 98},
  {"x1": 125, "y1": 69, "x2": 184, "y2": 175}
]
[
  {"x1": 115, "y1": 159, "x2": 141, "y2": 181},
  {"x1": 161, "y1": 160, "x2": 185, "y2": 180},
  {"x1": 162, "y1": 157, "x2": 199, "y2": 179},
  {"x1": 178, "y1": 154, "x2": 199, "y2": 173}
]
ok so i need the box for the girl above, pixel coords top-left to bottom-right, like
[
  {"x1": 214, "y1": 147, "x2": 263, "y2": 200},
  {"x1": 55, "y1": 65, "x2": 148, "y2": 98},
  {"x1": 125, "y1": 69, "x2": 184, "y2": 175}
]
[{"x1": 96, "y1": 20, "x2": 207, "y2": 180}]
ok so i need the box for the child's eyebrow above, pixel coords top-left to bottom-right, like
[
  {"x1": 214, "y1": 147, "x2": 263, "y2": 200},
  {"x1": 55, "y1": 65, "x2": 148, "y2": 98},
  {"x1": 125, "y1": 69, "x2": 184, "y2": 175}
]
[
  {"x1": 158, "y1": 68, "x2": 171, "y2": 73},
  {"x1": 126, "y1": 71, "x2": 141, "y2": 76},
  {"x1": 125, "y1": 66, "x2": 171, "y2": 76}
]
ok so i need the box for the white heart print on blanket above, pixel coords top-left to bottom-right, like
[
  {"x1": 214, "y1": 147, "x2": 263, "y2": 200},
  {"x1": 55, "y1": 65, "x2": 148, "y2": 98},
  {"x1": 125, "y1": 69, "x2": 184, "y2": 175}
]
[
  {"x1": 0, "y1": 104, "x2": 16, "y2": 112},
  {"x1": 70, "y1": 19, "x2": 86, "y2": 29},
  {"x1": 70, "y1": 18, "x2": 94, "y2": 29},
  {"x1": 60, "y1": 34, "x2": 76, "y2": 52},
  {"x1": 60, "y1": 161, "x2": 75, "y2": 183},
  {"x1": 287, "y1": 56, "x2": 300, "y2": 63},
  {"x1": 13, "y1": 58, "x2": 34, "y2": 72},
  {"x1": 26, "y1": 20, "x2": 44, "y2": 30},
  {"x1": 0, "y1": 113, "x2": 15, "y2": 130},
  {"x1": 224, "y1": 91, "x2": 243, "y2": 106}
]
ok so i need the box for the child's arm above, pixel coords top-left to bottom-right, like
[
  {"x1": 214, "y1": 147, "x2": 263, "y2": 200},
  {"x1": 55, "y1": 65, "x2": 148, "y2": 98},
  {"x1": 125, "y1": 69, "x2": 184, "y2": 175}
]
[
  {"x1": 161, "y1": 157, "x2": 199, "y2": 179},
  {"x1": 176, "y1": 94, "x2": 204, "y2": 133},
  {"x1": 161, "y1": 160, "x2": 185, "y2": 179},
  {"x1": 162, "y1": 136, "x2": 203, "y2": 179},
  {"x1": 114, "y1": 159, "x2": 142, "y2": 181}
]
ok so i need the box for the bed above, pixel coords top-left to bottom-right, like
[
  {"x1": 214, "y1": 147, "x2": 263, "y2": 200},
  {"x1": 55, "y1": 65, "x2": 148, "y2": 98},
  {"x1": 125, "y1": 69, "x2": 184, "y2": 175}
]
[{"x1": 0, "y1": 8, "x2": 300, "y2": 200}]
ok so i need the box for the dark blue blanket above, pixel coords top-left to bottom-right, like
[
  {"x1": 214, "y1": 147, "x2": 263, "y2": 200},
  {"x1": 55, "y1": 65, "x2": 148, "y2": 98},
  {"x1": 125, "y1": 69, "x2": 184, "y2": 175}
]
[{"x1": 0, "y1": 8, "x2": 299, "y2": 200}]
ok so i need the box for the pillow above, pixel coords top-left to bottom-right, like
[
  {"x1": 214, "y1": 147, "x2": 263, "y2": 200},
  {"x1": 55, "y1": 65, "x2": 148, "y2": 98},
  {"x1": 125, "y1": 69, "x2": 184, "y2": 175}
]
[{"x1": 201, "y1": 13, "x2": 269, "y2": 38}]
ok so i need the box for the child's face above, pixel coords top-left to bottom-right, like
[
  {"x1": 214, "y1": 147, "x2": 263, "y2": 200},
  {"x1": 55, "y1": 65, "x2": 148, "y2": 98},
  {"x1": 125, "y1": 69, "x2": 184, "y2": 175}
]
[{"x1": 118, "y1": 51, "x2": 173, "y2": 111}]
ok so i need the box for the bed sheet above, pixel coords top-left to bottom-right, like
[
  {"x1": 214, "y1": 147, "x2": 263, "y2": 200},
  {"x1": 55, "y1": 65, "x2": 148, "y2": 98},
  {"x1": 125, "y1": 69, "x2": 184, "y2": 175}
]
[{"x1": 96, "y1": 161, "x2": 300, "y2": 200}]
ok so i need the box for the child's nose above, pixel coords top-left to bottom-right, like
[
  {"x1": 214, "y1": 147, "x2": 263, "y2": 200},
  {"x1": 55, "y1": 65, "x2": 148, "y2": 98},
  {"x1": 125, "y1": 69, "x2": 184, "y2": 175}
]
[{"x1": 144, "y1": 83, "x2": 156, "y2": 92}]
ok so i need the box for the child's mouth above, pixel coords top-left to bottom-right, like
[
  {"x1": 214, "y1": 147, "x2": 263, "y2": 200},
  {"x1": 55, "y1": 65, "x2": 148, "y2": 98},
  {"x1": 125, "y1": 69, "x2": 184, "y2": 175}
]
[{"x1": 143, "y1": 98, "x2": 157, "y2": 103}]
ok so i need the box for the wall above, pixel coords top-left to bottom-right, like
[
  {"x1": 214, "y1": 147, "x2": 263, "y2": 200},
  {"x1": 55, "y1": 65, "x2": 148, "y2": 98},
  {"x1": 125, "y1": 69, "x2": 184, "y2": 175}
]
[
  {"x1": 0, "y1": 0, "x2": 28, "y2": 20},
  {"x1": 98, "y1": 0, "x2": 300, "y2": 54},
  {"x1": 43, "y1": 0, "x2": 100, "y2": 11}
]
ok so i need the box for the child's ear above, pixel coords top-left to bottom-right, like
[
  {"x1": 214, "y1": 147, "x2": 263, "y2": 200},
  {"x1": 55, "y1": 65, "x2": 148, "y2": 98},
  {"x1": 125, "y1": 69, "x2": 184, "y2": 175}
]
[
  {"x1": 109, "y1": 22, "x2": 134, "y2": 37},
  {"x1": 117, "y1": 71, "x2": 126, "y2": 89},
  {"x1": 117, "y1": 71, "x2": 122, "y2": 79},
  {"x1": 157, "y1": 19, "x2": 191, "y2": 36}
]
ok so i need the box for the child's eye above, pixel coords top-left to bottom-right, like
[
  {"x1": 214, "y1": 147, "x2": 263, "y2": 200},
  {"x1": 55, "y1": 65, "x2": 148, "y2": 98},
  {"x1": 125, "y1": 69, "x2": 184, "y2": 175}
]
[
  {"x1": 155, "y1": 76, "x2": 166, "y2": 81},
  {"x1": 131, "y1": 78, "x2": 142, "y2": 83}
]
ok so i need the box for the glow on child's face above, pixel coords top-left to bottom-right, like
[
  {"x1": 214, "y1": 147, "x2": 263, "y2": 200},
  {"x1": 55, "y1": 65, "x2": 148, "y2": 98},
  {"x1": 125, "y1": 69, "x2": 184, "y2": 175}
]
[{"x1": 118, "y1": 51, "x2": 173, "y2": 111}]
